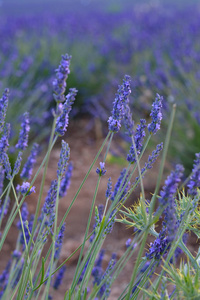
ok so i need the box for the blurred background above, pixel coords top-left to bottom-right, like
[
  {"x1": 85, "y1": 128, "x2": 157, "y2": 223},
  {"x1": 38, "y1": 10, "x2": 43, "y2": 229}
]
[{"x1": 1, "y1": 0, "x2": 200, "y2": 173}]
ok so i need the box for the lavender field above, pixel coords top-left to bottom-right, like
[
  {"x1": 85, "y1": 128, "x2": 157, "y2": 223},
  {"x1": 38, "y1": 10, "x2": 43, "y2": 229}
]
[{"x1": 0, "y1": 0, "x2": 200, "y2": 299}]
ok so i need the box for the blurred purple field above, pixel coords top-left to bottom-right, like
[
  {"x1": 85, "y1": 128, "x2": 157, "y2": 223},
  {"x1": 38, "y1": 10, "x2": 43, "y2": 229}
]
[{"x1": 0, "y1": 0, "x2": 200, "y2": 167}]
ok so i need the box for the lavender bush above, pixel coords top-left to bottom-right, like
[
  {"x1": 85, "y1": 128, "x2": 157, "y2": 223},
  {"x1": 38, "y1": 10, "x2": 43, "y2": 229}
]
[{"x1": 0, "y1": 53, "x2": 200, "y2": 299}]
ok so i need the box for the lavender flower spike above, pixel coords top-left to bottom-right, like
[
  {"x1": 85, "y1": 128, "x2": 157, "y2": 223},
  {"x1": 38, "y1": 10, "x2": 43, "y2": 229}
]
[
  {"x1": 20, "y1": 143, "x2": 39, "y2": 180},
  {"x1": 55, "y1": 88, "x2": 77, "y2": 136},
  {"x1": 12, "y1": 151, "x2": 22, "y2": 176},
  {"x1": 16, "y1": 112, "x2": 30, "y2": 151},
  {"x1": 59, "y1": 162, "x2": 73, "y2": 198},
  {"x1": 159, "y1": 164, "x2": 184, "y2": 207},
  {"x1": 127, "y1": 119, "x2": 146, "y2": 164},
  {"x1": 42, "y1": 180, "x2": 58, "y2": 216},
  {"x1": 159, "y1": 164, "x2": 184, "y2": 242},
  {"x1": 54, "y1": 223, "x2": 65, "y2": 260},
  {"x1": 148, "y1": 93, "x2": 163, "y2": 135},
  {"x1": 0, "y1": 123, "x2": 10, "y2": 159},
  {"x1": 57, "y1": 140, "x2": 70, "y2": 179},
  {"x1": 53, "y1": 54, "x2": 71, "y2": 103},
  {"x1": 53, "y1": 265, "x2": 66, "y2": 290},
  {"x1": 187, "y1": 153, "x2": 200, "y2": 196},
  {"x1": 0, "y1": 88, "x2": 9, "y2": 133},
  {"x1": 108, "y1": 75, "x2": 131, "y2": 133}
]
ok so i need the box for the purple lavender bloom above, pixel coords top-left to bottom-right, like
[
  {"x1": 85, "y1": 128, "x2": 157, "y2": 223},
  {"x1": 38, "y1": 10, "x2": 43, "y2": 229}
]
[
  {"x1": 159, "y1": 164, "x2": 184, "y2": 242},
  {"x1": 96, "y1": 162, "x2": 106, "y2": 176},
  {"x1": 59, "y1": 161, "x2": 73, "y2": 198},
  {"x1": 127, "y1": 119, "x2": 146, "y2": 164},
  {"x1": 108, "y1": 75, "x2": 131, "y2": 133},
  {"x1": 159, "y1": 164, "x2": 184, "y2": 207},
  {"x1": 148, "y1": 94, "x2": 163, "y2": 135},
  {"x1": 57, "y1": 140, "x2": 70, "y2": 179},
  {"x1": 55, "y1": 88, "x2": 77, "y2": 136},
  {"x1": 2, "y1": 153, "x2": 12, "y2": 180},
  {"x1": 0, "y1": 260, "x2": 11, "y2": 293},
  {"x1": 144, "y1": 143, "x2": 163, "y2": 170},
  {"x1": 12, "y1": 250, "x2": 22, "y2": 260},
  {"x1": 125, "y1": 238, "x2": 132, "y2": 248},
  {"x1": 92, "y1": 249, "x2": 105, "y2": 286},
  {"x1": 54, "y1": 223, "x2": 65, "y2": 260},
  {"x1": 15, "y1": 112, "x2": 30, "y2": 151},
  {"x1": 111, "y1": 168, "x2": 129, "y2": 202},
  {"x1": 0, "y1": 123, "x2": 10, "y2": 157},
  {"x1": 123, "y1": 102, "x2": 134, "y2": 137},
  {"x1": 12, "y1": 151, "x2": 22, "y2": 176},
  {"x1": 187, "y1": 153, "x2": 200, "y2": 196},
  {"x1": 20, "y1": 143, "x2": 39, "y2": 180},
  {"x1": 99, "y1": 253, "x2": 117, "y2": 298},
  {"x1": 146, "y1": 228, "x2": 170, "y2": 260},
  {"x1": 105, "y1": 177, "x2": 112, "y2": 198},
  {"x1": 42, "y1": 180, "x2": 58, "y2": 215},
  {"x1": 17, "y1": 182, "x2": 35, "y2": 195},
  {"x1": 53, "y1": 265, "x2": 66, "y2": 290},
  {"x1": 0, "y1": 88, "x2": 9, "y2": 133},
  {"x1": 53, "y1": 54, "x2": 71, "y2": 103}
]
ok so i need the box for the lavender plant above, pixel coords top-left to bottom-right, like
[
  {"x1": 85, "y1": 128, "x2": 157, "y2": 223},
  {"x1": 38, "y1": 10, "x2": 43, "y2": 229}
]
[{"x1": 0, "y1": 52, "x2": 200, "y2": 300}]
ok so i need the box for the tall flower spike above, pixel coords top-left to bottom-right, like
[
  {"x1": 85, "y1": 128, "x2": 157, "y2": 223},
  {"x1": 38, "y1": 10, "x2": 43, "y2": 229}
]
[
  {"x1": 42, "y1": 180, "x2": 58, "y2": 216},
  {"x1": 12, "y1": 152, "x2": 22, "y2": 177},
  {"x1": 2, "y1": 153, "x2": 12, "y2": 180},
  {"x1": 53, "y1": 265, "x2": 66, "y2": 290},
  {"x1": 0, "y1": 123, "x2": 10, "y2": 155},
  {"x1": 148, "y1": 93, "x2": 163, "y2": 135},
  {"x1": 59, "y1": 161, "x2": 73, "y2": 198},
  {"x1": 20, "y1": 143, "x2": 39, "y2": 180},
  {"x1": 127, "y1": 119, "x2": 146, "y2": 164},
  {"x1": 159, "y1": 164, "x2": 184, "y2": 207},
  {"x1": 15, "y1": 112, "x2": 30, "y2": 151},
  {"x1": 55, "y1": 88, "x2": 77, "y2": 136},
  {"x1": 159, "y1": 164, "x2": 184, "y2": 242},
  {"x1": 57, "y1": 140, "x2": 70, "y2": 179},
  {"x1": 0, "y1": 88, "x2": 9, "y2": 133},
  {"x1": 53, "y1": 54, "x2": 71, "y2": 103},
  {"x1": 108, "y1": 75, "x2": 131, "y2": 133},
  {"x1": 187, "y1": 153, "x2": 200, "y2": 196},
  {"x1": 105, "y1": 177, "x2": 112, "y2": 198},
  {"x1": 54, "y1": 223, "x2": 65, "y2": 260}
]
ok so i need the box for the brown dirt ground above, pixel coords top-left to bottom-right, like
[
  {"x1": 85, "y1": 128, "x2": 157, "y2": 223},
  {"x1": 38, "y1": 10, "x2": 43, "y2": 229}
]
[{"x1": 1, "y1": 118, "x2": 198, "y2": 299}]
